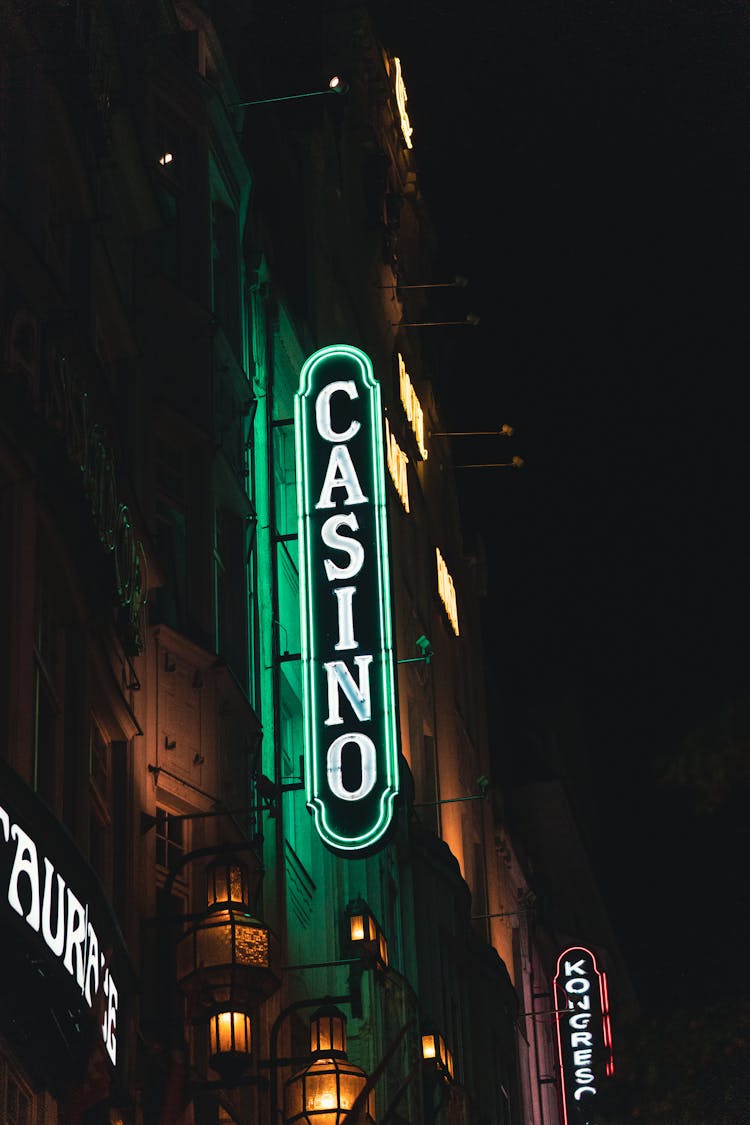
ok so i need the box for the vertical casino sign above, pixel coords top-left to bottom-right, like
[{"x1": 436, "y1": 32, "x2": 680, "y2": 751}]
[
  {"x1": 295, "y1": 345, "x2": 400, "y2": 854},
  {"x1": 553, "y1": 945, "x2": 614, "y2": 1125}
]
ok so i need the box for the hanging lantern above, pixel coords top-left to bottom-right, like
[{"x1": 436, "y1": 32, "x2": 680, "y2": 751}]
[
  {"x1": 208, "y1": 1009, "x2": 252, "y2": 1082},
  {"x1": 176, "y1": 853, "x2": 280, "y2": 1016},
  {"x1": 343, "y1": 899, "x2": 388, "y2": 972},
  {"x1": 422, "y1": 1031, "x2": 454, "y2": 1081},
  {"x1": 284, "y1": 1007, "x2": 375, "y2": 1125}
]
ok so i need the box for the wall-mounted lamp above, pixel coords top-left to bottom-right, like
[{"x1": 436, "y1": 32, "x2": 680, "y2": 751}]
[
  {"x1": 421, "y1": 1032, "x2": 455, "y2": 1081},
  {"x1": 343, "y1": 899, "x2": 389, "y2": 972},
  {"x1": 231, "y1": 76, "x2": 349, "y2": 108},
  {"x1": 397, "y1": 634, "x2": 433, "y2": 665},
  {"x1": 284, "y1": 1006, "x2": 375, "y2": 1125},
  {"x1": 392, "y1": 314, "x2": 480, "y2": 328}
]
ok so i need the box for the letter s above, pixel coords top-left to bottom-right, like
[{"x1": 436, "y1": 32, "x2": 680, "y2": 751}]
[{"x1": 322, "y1": 513, "x2": 364, "y2": 580}]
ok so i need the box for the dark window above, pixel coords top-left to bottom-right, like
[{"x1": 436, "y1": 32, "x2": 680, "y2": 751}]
[
  {"x1": 89, "y1": 716, "x2": 112, "y2": 892},
  {"x1": 154, "y1": 442, "x2": 188, "y2": 631},
  {"x1": 212, "y1": 202, "x2": 241, "y2": 354},
  {"x1": 0, "y1": 1054, "x2": 32, "y2": 1125},
  {"x1": 214, "y1": 508, "x2": 249, "y2": 687},
  {"x1": 155, "y1": 806, "x2": 184, "y2": 873},
  {"x1": 33, "y1": 583, "x2": 63, "y2": 805}
]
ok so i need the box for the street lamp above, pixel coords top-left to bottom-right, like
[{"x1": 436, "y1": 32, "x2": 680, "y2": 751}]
[{"x1": 284, "y1": 1006, "x2": 375, "y2": 1125}]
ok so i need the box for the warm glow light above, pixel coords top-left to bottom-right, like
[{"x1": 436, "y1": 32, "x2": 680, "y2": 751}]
[
  {"x1": 393, "y1": 58, "x2": 413, "y2": 149},
  {"x1": 209, "y1": 1009, "x2": 251, "y2": 1057},
  {"x1": 422, "y1": 1034, "x2": 436, "y2": 1059},
  {"x1": 385, "y1": 417, "x2": 410, "y2": 511},
  {"x1": 158, "y1": 152, "x2": 173, "y2": 165},
  {"x1": 398, "y1": 354, "x2": 427, "y2": 459},
  {"x1": 349, "y1": 914, "x2": 365, "y2": 941},
  {"x1": 378, "y1": 932, "x2": 388, "y2": 968},
  {"x1": 436, "y1": 547, "x2": 459, "y2": 635}
]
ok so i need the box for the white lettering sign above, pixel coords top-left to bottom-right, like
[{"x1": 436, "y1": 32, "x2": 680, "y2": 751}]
[
  {"x1": 554, "y1": 946, "x2": 614, "y2": 1123},
  {"x1": 0, "y1": 803, "x2": 119, "y2": 1064}
]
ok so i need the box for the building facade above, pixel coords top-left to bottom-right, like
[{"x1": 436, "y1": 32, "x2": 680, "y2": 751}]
[{"x1": 1, "y1": 3, "x2": 629, "y2": 1124}]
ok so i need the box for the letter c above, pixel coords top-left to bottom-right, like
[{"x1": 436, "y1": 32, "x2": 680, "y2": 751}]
[
  {"x1": 315, "y1": 381, "x2": 360, "y2": 442},
  {"x1": 574, "y1": 1087, "x2": 596, "y2": 1101}
]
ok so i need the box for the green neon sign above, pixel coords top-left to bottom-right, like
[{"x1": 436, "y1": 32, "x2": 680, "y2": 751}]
[{"x1": 295, "y1": 345, "x2": 400, "y2": 854}]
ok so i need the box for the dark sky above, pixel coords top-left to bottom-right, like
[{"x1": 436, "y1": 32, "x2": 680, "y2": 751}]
[{"x1": 369, "y1": 0, "x2": 750, "y2": 1011}]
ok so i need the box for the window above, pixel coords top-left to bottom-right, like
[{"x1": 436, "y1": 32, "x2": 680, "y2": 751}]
[
  {"x1": 214, "y1": 507, "x2": 249, "y2": 687},
  {"x1": 89, "y1": 715, "x2": 113, "y2": 893},
  {"x1": 155, "y1": 440, "x2": 188, "y2": 631},
  {"x1": 273, "y1": 421, "x2": 297, "y2": 537},
  {"x1": 211, "y1": 202, "x2": 241, "y2": 354},
  {"x1": 155, "y1": 806, "x2": 185, "y2": 873},
  {"x1": 0, "y1": 1051, "x2": 33, "y2": 1125},
  {"x1": 33, "y1": 581, "x2": 64, "y2": 806}
]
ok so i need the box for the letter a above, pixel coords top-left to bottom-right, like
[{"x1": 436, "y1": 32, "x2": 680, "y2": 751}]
[{"x1": 316, "y1": 446, "x2": 368, "y2": 510}]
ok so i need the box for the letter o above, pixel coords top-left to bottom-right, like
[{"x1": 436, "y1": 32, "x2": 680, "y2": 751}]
[
  {"x1": 327, "y1": 733, "x2": 377, "y2": 801},
  {"x1": 565, "y1": 978, "x2": 590, "y2": 993}
]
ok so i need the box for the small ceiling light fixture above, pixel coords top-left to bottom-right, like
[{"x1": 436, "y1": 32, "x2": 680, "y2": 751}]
[
  {"x1": 392, "y1": 313, "x2": 480, "y2": 328},
  {"x1": 158, "y1": 151, "x2": 174, "y2": 166},
  {"x1": 231, "y1": 77, "x2": 349, "y2": 108}
]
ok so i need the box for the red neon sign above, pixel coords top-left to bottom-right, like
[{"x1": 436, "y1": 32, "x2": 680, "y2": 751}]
[{"x1": 553, "y1": 945, "x2": 614, "y2": 1125}]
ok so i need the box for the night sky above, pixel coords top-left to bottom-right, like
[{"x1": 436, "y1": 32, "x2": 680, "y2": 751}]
[{"x1": 369, "y1": 0, "x2": 750, "y2": 1012}]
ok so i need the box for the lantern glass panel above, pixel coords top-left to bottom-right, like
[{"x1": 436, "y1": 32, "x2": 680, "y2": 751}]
[
  {"x1": 422, "y1": 1034, "x2": 436, "y2": 1060},
  {"x1": 197, "y1": 917, "x2": 233, "y2": 965},
  {"x1": 235, "y1": 922, "x2": 269, "y2": 966},
  {"x1": 349, "y1": 915, "x2": 365, "y2": 942},
  {"x1": 378, "y1": 932, "x2": 388, "y2": 967},
  {"x1": 209, "y1": 1010, "x2": 251, "y2": 1056},
  {"x1": 312, "y1": 1013, "x2": 345, "y2": 1055},
  {"x1": 338, "y1": 1071, "x2": 365, "y2": 1109}
]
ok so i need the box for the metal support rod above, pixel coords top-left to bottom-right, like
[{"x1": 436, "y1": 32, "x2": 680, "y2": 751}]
[
  {"x1": 413, "y1": 794, "x2": 486, "y2": 808},
  {"x1": 471, "y1": 909, "x2": 533, "y2": 920},
  {"x1": 432, "y1": 430, "x2": 511, "y2": 437},
  {"x1": 283, "y1": 958, "x2": 359, "y2": 972},
  {"x1": 232, "y1": 89, "x2": 335, "y2": 107}
]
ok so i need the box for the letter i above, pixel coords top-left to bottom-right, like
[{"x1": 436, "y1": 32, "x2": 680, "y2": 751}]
[{"x1": 333, "y1": 586, "x2": 358, "y2": 651}]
